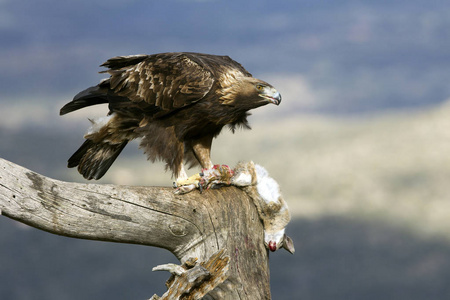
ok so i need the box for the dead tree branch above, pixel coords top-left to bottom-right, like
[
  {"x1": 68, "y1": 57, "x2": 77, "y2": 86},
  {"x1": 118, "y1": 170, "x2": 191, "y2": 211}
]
[{"x1": 0, "y1": 158, "x2": 271, "y2": 299}]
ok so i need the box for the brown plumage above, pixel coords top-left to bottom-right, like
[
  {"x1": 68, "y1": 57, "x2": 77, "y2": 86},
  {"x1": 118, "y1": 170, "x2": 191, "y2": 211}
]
[{"x1": 60, "y1": 52, "x2": 281, "y2": 182}]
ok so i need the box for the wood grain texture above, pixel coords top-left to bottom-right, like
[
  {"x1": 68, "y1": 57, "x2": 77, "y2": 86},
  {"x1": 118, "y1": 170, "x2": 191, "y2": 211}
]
[
  {"x1": 0, "y1": 158, "x2": 271, "y2": 299},
  {"x1": 151, "y1": 249, "x2": 230, "y2": 300}
]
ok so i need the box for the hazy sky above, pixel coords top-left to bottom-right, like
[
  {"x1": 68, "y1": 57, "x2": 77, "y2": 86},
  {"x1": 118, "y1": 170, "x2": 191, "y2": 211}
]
[
  {"x1": 1, "y1": 3, "x2": 449, "y2": 299},
  {"x1": 1, "y1": 0, "x2": 449, "y2": 128}
]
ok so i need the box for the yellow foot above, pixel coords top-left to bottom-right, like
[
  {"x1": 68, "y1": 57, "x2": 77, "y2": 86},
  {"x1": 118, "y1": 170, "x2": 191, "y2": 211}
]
[
  {"x1": 173, "y1": 173, "x2": 202, "y2": 195},
  {"x1": 175, "y1": 173, "x2": 202, "y2": 187},
  {"x1": 173, "y1": 183, "x2": 197, "y2": 195},
  {"x1": 172, "y1": 165, "x2": 234, "y2": 195}
]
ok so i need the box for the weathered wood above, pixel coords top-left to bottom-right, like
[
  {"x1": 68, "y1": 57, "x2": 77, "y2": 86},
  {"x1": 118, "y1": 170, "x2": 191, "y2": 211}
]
[
  {"x1": 150, "y1": 249, "x2": 230, "y2": 299},
  {"x1": 0, "y1": 158, "x2": 271, "y2": 299}
]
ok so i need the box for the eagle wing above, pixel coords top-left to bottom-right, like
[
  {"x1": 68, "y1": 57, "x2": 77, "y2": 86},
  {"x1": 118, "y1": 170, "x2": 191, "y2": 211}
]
[{"x1": 101, "y1": 53, "x2": 216, "y2": 111}]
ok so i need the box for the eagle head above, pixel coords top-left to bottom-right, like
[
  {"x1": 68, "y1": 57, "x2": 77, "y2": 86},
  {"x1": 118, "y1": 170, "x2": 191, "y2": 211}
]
[
  {"x1": 254, "y1": 81, "x2": 282, "y2": 106},
  {"x1": 219, "y1": 77, "x2": 281, "y2": 108}
]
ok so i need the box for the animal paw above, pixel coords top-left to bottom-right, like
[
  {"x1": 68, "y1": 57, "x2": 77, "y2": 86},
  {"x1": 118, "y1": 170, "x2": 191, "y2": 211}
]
[{"x1": 198, "y1": 164, "x2": 234, "y2": 191}]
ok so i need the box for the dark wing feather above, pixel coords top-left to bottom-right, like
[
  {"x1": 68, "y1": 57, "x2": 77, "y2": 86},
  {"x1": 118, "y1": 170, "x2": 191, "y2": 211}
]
[
  {"x1": 60, "y1": 85, "x2": 109, "y2": 115},
  {"x1": 101, "y1": 53, "x2": 216, "y2": 111},
  {"x1": 100, "y1": 54, "x2": 148, "y2": 70}
]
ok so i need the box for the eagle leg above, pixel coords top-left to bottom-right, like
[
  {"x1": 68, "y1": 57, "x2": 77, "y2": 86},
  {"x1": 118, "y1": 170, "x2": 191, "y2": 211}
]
[
  {"x1": 173, "y1": 173, "x2": 202, "y2": 194},
  {"x1": 174, "y1": 136, "x2": 216, "y2": 194},
  {"x1": 173, "y1": 164, "x2": 202, "y2": 194}
]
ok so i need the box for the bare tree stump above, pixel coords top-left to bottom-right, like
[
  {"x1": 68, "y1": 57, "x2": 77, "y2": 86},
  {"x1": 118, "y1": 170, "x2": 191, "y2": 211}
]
[{"x1": 0, "y1": 158, "x2": 271, "y2": 299}]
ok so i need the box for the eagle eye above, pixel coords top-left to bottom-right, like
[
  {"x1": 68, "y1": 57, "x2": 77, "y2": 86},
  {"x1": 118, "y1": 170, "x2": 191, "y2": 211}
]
[{"x1": 256, "y1": 84, "x2": 264, "y2": 91}]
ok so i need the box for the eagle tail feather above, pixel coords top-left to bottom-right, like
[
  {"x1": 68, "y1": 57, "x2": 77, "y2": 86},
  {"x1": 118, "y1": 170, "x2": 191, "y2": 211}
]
[
  {"x1": 60, "y1": 86, "x2": 109, "y2": 115},
  {"x1": 68, "y1": 139, "x2": 128, "y2": 180}
]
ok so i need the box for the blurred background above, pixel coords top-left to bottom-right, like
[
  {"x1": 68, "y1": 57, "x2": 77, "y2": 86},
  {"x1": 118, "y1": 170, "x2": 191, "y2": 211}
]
[{"x1": 1, "y1": 0, "x2": 450, "y2": 299}]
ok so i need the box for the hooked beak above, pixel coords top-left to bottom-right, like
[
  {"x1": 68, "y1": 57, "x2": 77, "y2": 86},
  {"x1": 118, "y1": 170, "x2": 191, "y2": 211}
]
[{"x1": 261, "y1": 88, "x2": 282, "y2": 106}]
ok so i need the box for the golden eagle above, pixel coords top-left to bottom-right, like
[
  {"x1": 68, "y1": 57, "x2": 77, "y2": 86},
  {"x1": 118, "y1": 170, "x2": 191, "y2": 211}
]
[{"x1": 60, "y1": 52, "x2": 281, "y2": 191}]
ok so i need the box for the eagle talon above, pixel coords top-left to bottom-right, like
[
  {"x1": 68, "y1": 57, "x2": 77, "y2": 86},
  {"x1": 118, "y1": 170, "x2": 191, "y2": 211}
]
[
  {"x1": 174, "y1": 183, "x2": 197, "y2": 195},
  {"x1": 208, "y1": 181, "x2": 222, "y2": 189}
]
